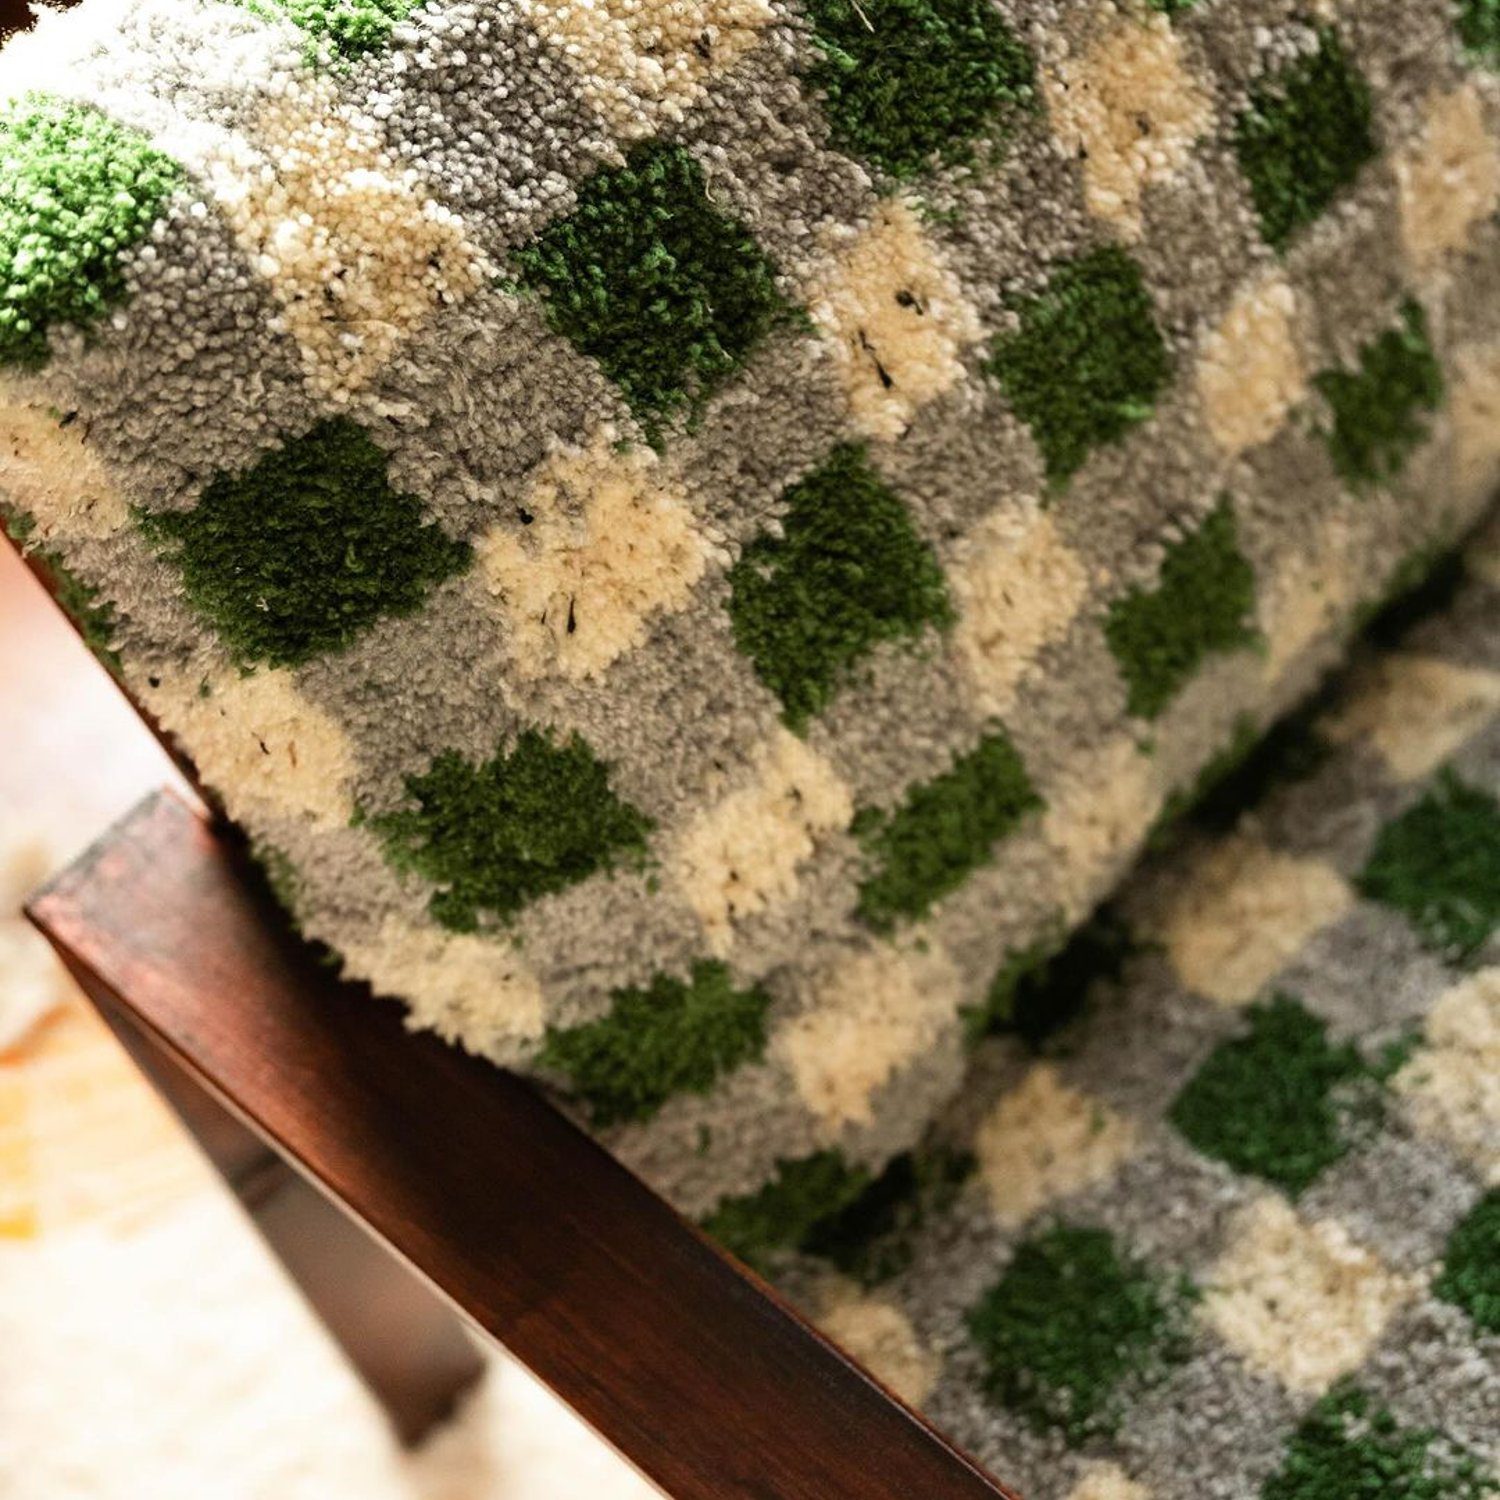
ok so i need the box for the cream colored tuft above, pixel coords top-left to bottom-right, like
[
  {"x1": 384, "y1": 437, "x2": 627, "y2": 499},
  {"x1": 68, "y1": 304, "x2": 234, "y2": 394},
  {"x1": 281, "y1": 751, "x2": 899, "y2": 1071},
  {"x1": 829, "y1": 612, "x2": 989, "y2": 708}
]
[
  {"x1": 139, "y1": 664, "x2": 356, "y2": 829},
  {"x1": 773, "y1": 944, "x2": 959, "y2": 1130},
  {"x1": 1259, "y1": 509, "x2": 1361, "y2": 682},
  {"x1": 519, "y1": 0, "x2": 775, "y2": 138},
  {"x1": 1152, "y1": 837, "x2": 1353, "y2": 1006},
  {"x1": 951, "y1": 505, "x2": 1090, "y2": 718},
  {"x1": 1449, "y1": 342, "x2": 1500, "y2": 509},
  {"x1": 0, "y1": 382, "x2": 129, "y2": 542},
  {"x1": 1321, "y1": 653, "x2": 1500, "y2": 782},
  {"x1": 1043, "y1": 14, "x2": 1211, "y2": 238},
  {"x1": 1202, "y1": 1196, "x2": 1416, "y2": 1394},
  {"x1": 975, "y1": 1064, "x2": 1138, "y2": 1229},
  {"x1": 1397, "y1": 85, "x2": 1500, "y2": 273},
  {"x1": 816, "y1": 1277, "x2": 942, "y2": 1408},
  {"x1": 1066, "y1": 1464, "x2": 1153, "y2": 1500},
  {"x1": 673, "y1": 729, "x2": 852, "y2": 952},
  {"x1": 1042, "y1": 734, "x2": 1160, "y2": 921},
  {"x1": 808, "y1": 200, "x2": 981, "y2": 441},
  {"x1": 339, "y1": 917, "x2": 546, "y2": 1047},
  {"x1": 1196, "y1": 275, "x2": 1305, "y2": 456},
  {"x1": 477, "y1": 431, "x2": 709, "y2": 681},
  {"x1": 202, "y1": 83, "x2": 487, "y2": 400},
  {"x1": 1394, "y1": 968, "x2": 1500, "y2": 1185}
]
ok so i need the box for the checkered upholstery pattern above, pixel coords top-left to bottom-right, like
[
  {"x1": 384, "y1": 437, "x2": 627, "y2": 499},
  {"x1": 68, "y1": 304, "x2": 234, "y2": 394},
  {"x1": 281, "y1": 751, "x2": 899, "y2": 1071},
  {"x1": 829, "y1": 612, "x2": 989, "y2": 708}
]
[
  {"x1": 3, "y1": 0, "x2": 1500, "y2": 1240},
  {"x1": 770, "y1": 533, "x2": 1500, "y2": 1499}
]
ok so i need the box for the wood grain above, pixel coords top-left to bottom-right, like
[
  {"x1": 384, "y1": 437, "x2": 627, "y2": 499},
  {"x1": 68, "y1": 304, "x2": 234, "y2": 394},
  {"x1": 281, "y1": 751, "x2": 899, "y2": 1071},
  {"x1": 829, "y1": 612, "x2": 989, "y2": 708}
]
[{"x1": 29, "y1": 791, "x2": 1019, "y2": 1500}]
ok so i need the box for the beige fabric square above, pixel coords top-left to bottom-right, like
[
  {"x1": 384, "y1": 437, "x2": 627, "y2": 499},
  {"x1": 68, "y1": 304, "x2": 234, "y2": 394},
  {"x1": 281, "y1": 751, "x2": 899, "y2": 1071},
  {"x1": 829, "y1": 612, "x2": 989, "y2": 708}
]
[
  {"x1": 207, "y1": 84, "x2": 487, "y2": 400},
  {"x1": 673, "y1": 729, "x2": 852, "y2": 953},
  {"x1": 975, "y1": 1064, "x2": 1138, "y2": 1228},
  {"x1": 773, "y1": 943, "x2": 959, "y2": 1130},
  {"x1": 1042, "y1": 734, "x2": 1160, "y2": 921},
  {"x1": 1151, "y1": 836, "x2": 1353, "y2": 1006},
  {"x1": 1067, "y1": 1466, "x2": 1152, "y2": 1500},
  {"x1": 1196, "y1": 275, "x2": 1305, "y2": 456},
  {"x1": 808, "y1": 200, "x2": 982, "y2": 441},
  {"x1": 0, "y1": 382, "x2": 128, "y2": 542},
  {"x1": 477, "y1": 431, "x2": 710, "y2": 682},
  {"x1": 1259, "y1": 508, "x2": 1361, "y2": 682},
  {"x1": 519, "y1": 0, "x2": 775, "y2": 138},
  {"x1": 1322, "y1": 654, "x2": 1500, "y2": 782},
  {"x1": 1397, "y1": 85, "x2": 1500, "y2": 273},
  {"x1": 1203, "y1": 1196, "x2": 1416, "y2": 1394},
  {"x1": 339, "y1": 916, "x2": 545, "y2": 1048},
  {"x1": 1394, "y1": 968, "x2": 1500, "y2": 1185},
  {"x1": 951, "y1": 505, "x2": 1090, "y2": 717},
  {"x1": 1450, "y1": 342, "x2": 1500, "y2": 509},
  {"x1": 1043, "y1": 13, "x2": 1211, "y2": 238},
  {"x1": 815, "y1": 1276, "x2": 941, "y2": 1408},
  {"x1": 139, "y1": 664, "x2": 356, "y2": 830}
]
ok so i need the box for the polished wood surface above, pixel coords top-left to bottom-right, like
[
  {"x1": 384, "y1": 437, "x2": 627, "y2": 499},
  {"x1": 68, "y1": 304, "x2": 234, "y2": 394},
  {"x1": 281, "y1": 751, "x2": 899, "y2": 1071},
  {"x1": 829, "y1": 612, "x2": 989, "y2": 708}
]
[{"x1": 30, "y1": 791, "x2": 1018, "y2": 1500}]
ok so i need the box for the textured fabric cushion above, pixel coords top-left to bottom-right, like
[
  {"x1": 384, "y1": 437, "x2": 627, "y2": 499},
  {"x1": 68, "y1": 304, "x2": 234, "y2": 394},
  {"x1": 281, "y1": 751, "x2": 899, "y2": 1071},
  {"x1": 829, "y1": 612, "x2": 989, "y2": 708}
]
[
  {"x1": 768, "y1": 531, "x2": 1500, "y2": 1499},
  {"x1": 2, "y1": 0, "x2": 1499, "y2": 1230}
]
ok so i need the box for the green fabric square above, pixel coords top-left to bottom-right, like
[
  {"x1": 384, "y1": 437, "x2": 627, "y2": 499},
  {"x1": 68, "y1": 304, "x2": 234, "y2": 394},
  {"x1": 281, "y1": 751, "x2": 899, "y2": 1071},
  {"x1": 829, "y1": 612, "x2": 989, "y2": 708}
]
[
  {"x1": 1263, "y1": 1384, "x2": 1496, "y2": 1500},
  {"x1": 369, "y1": 728, "x2": 654, "y2": 932},
  {"x1": 985, "y1": 245, "x2": 1172, "y2": 487},
  {"x1": 727, "y1": 443, "x2": 953, "y2": 729},
  {"x1": 514, "y1": 141, "x2": 792, "y2": 439},
  {"x1": 538, "y1": 961, "x2": 772, "y2": 1127},
  {"x1": 1314, "y1": 300, "x2": 1443, "y2": 491},
  {"x1": 801, "y1": 0, "x2": 1035, "y2": 180},
  {"x1": 1233, "y1": 29, "x2": 1376, "y2": 252},
  {"x1": 854, "y1": 729, "x2": 1042, "y2": 930},
  {"x1": 1, "y1": 95, "x2": 182, "y2": 370},
  {"x1": 140, "y1": 418, "x2": 471, "y2": 669},
  {"x1": 1104, "y1": 500, "x2": 1258, "y2": 720},
  {"x1": 231, "y1": 0, "x2": 419, "y2": 57},
  {"x1": 1169, "y1": 994, "x2": 1385, "y2": 1195},
  {"x1": 702, "y1": 1149, "x2": 872, "y2": 1274},
  {"x1": 1434, "y1": 1189, "x2": 1500, "y2": 1334},
  {"x1": 967, "y1": 1224, "x2": 1196, "y2": 1442},
  {"x1": 1358, "y1": 769, "x2": 1500, "y2": 960},
  {"x1": 1458, "y1": 0, "x2": 1500, "y2": 61}
]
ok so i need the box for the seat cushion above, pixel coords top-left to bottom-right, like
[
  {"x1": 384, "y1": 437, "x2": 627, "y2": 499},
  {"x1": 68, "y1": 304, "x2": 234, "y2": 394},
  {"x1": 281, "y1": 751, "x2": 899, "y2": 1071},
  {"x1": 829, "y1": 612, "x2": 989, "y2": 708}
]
[{"x1": 2, "y1": 0, "x2": 1499, "y2": 1223}]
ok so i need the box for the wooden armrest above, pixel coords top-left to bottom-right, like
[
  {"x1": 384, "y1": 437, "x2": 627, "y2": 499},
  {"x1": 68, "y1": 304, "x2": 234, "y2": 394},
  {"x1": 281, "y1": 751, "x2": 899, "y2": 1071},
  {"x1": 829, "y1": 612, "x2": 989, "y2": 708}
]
[{"x1": 27, "y1": 789, "x2": 1017, "y2": 1500}]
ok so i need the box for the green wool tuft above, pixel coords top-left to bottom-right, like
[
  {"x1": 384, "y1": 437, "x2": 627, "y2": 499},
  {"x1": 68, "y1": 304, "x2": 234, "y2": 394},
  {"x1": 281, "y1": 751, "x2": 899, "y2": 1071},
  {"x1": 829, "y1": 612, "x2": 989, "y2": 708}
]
[
  {"x1": 515, "y1": 141, "x2": 793, "y2": 439},
  {"x1": 1262, "y1": 1384, "x2": 1497, "y2": 1500},
  {"x1": 727, "y1": 443, "x2": 953, "y2": 729},
  {"x1": 967, "y1": 1223, "x2": 1196, "y2": 1443},
  {"x1": 1169, "y1": 993, "x2": 1385, "y2": 1196},
  {"x1": 702, "y1": 1149, "x2": 872, "y2": 1274},
  {"x1": 538, "y1": 961, "x2": 772, "y2": 1127},
  {"x1": 1234, "y1": 29, "x2": 1377, "y2": 251},
  {"x1": 1314, "y1": 300, "x2": 1443, "y2": 491},
  {"x1": 370, "y1": 729, "x2": 654, "y2": 932},
  {"x1": 1358, "y1": 769, "x2": 1500, "y2": 960},
  {"x1": 1434, "y1": 1190, "x2": 1500, "y2": 1334},
  {"x1": 802, "y1": 0, "x2": 1035, "y2": 179},
  {"x1": 1105, "y1": 500, "x2": 1259, "y2": 721},
  {"x1": 854, "y1": 729, "x2": 1042, "y2": 930},
  {"x1": 986, "y1": 245, "x2": 1172, "y2": 487},
  {"x1": 0, "y1": 95, "x2": 181, "y2": 369},
  {"x1": 140, "y1": 418, "x2": 470, "y2": 668},
  {"x1": 2, "y1": 506, "x2": 121, "y2": 673},
  {"x1": 231, "y1": 0, "x2": 420, "y2": 58},
  {"x1": 1458, "y1": 0, "x2": 1500, "y2": 62},
  {"x1": 801, "y1": 1144, "x2": 975, "y2": 1286}
]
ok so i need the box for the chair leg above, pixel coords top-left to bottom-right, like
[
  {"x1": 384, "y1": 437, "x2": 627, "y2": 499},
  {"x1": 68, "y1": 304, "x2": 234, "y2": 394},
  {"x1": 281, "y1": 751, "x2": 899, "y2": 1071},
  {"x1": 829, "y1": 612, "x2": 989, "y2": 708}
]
[{"x1": 83, "y1": 978, "x2": 487, "y2": 1447}]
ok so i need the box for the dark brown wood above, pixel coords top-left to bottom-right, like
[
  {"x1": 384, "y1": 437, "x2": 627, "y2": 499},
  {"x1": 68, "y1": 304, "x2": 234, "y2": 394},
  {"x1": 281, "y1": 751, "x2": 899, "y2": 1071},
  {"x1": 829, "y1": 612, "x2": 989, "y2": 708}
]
[
  {"x1": 85, "y1": 989, "x2": 486, "y2": 1445},
  {"x1": 0, "y1": 0, "x2": 76, "y2": 41},
  {"x1": 30, "y1": 789, "x2": 1019, "y2": 1500}
]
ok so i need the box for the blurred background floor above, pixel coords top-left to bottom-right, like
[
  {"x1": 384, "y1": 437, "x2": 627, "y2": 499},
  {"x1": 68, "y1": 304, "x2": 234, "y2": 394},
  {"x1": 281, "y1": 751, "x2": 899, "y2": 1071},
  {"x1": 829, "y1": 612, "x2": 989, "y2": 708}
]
[{"x1": 0, "y1": 544, "x2": 656, "y2": 1498}]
